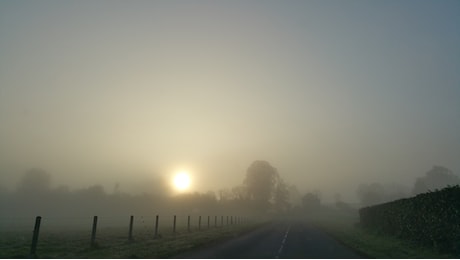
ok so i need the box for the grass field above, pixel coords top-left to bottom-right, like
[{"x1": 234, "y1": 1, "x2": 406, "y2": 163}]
[
  {"x1": 304, "y1": 210, "x2": 457, "y2": 259},
  {"x1": 0, "y1": 219, "x2": 266, "y2": 258},
  {"x1": 3, "y1": 211, "x2": 457, "y2": 258}
]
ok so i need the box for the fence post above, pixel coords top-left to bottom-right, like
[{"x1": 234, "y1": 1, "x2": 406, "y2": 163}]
[
  {"x1": 173, "y1": 215, "x2": 177, "y2": 234},
  {"x1": 154, "y1": 215, "x2": 159, "y2": 238},
  {"x1": 91, "y1": 216, "x2": 98, "y2": 248},
  {"x1": 231, "y1": 216, "x2": 233, "y2": 225},
  {"x1": 207, "y1": 216, "x2": 210, "y2": 229},
  {"x1": 30, "y1": 216, "x2": 41, "y2": 258},
  {"x1": 128, "y1": 215, "x2": 134, "y2": 242},
  {"x1": 226, "y1": 216, "x2": 229, "y2": 226},
  {"x1": 187, "y1": 215, "x2": 191, "y2": 232},
  {"x1": 214, "y1": 216, "x2": 217, "y2": 228},
  {"x1": 221, "y1": 216, "x2": 223, "y2": 227},
  {"x1": 198, "y1": 216, "x2": 201, "y2": 231}
]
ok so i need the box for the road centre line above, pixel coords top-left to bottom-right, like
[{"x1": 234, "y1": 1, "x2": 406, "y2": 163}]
[{"x1": 275, "y1": 225, "x2": 291, "y2": 258}]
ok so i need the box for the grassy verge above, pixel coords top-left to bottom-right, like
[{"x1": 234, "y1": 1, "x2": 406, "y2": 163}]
[
  {"x1": 0, "y1": 223, "x2": 266, "y2": 258},
  {"x1": 305, "y1": 212, "x2": 456, "y2": 258}
]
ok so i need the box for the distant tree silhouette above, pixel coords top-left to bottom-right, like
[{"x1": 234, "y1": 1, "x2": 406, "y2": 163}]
[
  {"x1": 287, "y1": 185, "x2": 302, "y2": 207},
  {"x1": 383, "y1": 183, "x2": 408, "y2": 201},
  {"x1": 16, "y1": 168, "x2": 51, "y2": 195},
  {"x1": 357, "y1": 183, "x2": 384, "y2": 206},
  {"x1": 412, "y1": 166, "x2": 460, "y2": 195},
  {"x1": 334, "y1": 193, "x2": 355, "y2": 213},
  {"x1": 217, "y1": 188, "x2": 232, "y2": 201},
  {"x1": 273, "y1": 179, "x2": 290, "y2": 212},
  {"x1": 231, "y1": 185, "x2": 248, "y2": 201},
  {"x1": 244, "y1": 160, "x2": 281, "y2": 212},
  {"x1": 302, "y1": 192, "x2": 321, "y2": 210}
]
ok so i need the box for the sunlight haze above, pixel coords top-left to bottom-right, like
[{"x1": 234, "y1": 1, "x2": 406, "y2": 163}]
[{"x1": 1, "y1": 0, "x2": 459, "y2": 203}]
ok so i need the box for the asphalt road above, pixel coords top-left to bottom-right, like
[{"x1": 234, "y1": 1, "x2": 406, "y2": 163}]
[{"x1": 173, "y1": 220, "x2": 362, "y2": 259}]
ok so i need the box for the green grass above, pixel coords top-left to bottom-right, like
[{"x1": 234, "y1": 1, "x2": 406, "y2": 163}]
[
  {"x1": 0, "y1": 223, "x2": 266, "y2": 258},
  {"x1": 305, "y1": 211, "x2": 457, "y2": 258}
]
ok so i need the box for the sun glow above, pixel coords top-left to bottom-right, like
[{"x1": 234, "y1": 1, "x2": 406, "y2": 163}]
[{"x1": 173, "y1": 171, "x2": 191, "y2": 191}]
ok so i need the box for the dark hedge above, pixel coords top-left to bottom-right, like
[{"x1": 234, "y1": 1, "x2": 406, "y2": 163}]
[{"x1": 359, "y1": 185, "x2": 460, "y2": 254}]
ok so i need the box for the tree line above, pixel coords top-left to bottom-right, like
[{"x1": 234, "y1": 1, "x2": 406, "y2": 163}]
[{"x1": 1, "y1": 162, "x2": 459, "y2": 220}]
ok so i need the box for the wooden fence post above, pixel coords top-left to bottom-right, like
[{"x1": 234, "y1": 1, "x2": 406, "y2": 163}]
[
  {"x1": 207, "y1": 216, "x2": 210, "y2": 229},
  {"x1": 214, "y1": 216, "x2": 217, "y2": 228},
  {"x1": 173, "y1": 215, "x2": 177, "y2": 234},
  {"x1": 91, "y1": 216, "x2": 98, "y2": 248},
  {"x1": 30, "y1": 216, "x2": 41, "y2": 258},
  {"x1": 128, "y1": 215, "x2": 134, "y2": 241},
  {"x1": 198, "y1": 216, "x2": 201, "y2": 231},
  {"x1": 221, "y1": 216, "x2": 223, "y2": 227},
  {"x1": 154, "y1": 215, "x2": 159, "y2": 238},
  {"x1": 187, "y1": 215, "x2": 191, "y2": 232},
  {"x1": 231, "y1": 216, "x2": 233, "y2": 225},
  {"x1": 226, "y1": 216, "x2": 229, "y2": 226}
]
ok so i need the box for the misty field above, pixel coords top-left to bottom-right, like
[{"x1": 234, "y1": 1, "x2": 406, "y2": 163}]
[{"x1": 0, "y1": 215, "x2": 262, "y2": 258}]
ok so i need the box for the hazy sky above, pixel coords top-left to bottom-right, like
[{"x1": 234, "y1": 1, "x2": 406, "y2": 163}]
[{"x1": 1, "y1": 0, "x2": 459, "y2": 201}]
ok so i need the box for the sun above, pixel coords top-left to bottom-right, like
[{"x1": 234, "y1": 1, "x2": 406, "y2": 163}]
[{"x1": 173, "y1": 171, "x2": 191, "y2": 191}]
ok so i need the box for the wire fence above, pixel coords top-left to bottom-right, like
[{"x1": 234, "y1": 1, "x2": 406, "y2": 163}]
[{"x1": 0, "y1": 214, "x2": 251, "y2": 258}]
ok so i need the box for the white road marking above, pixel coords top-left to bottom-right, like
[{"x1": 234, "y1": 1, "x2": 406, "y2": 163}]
[{"x1": 275, "y1": 225, "x2": 291, "y2": 258}]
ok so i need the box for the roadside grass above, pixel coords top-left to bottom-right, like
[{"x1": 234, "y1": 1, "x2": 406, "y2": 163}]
[
  {"x1": 0, "y1": 222, "x2": 266, "y2": 258},
  {"x1": 305, "y1": 211, "x2": 456, "y2": 258}
]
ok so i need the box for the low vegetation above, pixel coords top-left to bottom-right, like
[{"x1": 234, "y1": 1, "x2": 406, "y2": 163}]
[
  {"x1": 0, "y1": 222, "x2": 266, "y2": 258},
  {"x1": 360, "y1": 185, "x2": 460, "y2": 255},
  {"x1": 305, "y1": 208, "x2": 457, "y2": 258}
]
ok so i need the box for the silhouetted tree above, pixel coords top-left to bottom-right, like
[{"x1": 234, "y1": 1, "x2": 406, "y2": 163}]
[
  {"x1": 273, "y1": 179, "x2": 290, "y2": 212},
  {"x1": 302, "y1": 192, "x2": 321, "y2": 210},
  {"x1": 357, "y1": 183, "x2": 384, "y2": 206},
  {"x1": 231, "y1": 185, "x2": 248, "y2": 201},
  {"x1": 334, "y1": 193, "x2": 355, "y2": 213},
  {"x1": 217, "y1": 188, "x2": 232, "y2": 201},
  {"x1": 412, "y1": 166, "x2": 460, "y2": 195},
  {"x1": 16, "y1": 168, "x2": 51, "y2": 195},
  {"x1": 383, "y1": 183, "x2": 408, "y2": 201},
  {"x1": 287, "y1": 185, "x2": 302, "y2": 207},
  {"x1": 244, "y1": 160, "x2": 279, "y2": 211}
]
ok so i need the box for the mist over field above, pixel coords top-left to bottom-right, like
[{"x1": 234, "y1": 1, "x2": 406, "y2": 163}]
[{"x1": 1, "y1": 0, "x2": 460, "y2": 223}]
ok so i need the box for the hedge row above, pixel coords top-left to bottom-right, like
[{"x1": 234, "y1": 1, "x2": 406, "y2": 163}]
[{"x1": 359, "y1": 185, "x2": 460, "y2": 254}]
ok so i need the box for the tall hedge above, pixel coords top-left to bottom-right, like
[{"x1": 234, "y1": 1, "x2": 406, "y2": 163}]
[{"x1": 359, "y1": 185, "x2": 460, "y2": 254}]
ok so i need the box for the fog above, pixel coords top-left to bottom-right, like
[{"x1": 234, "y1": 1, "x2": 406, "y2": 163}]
[{"x1": 1, "y1": 0, "x2": 460, "y2": 218}]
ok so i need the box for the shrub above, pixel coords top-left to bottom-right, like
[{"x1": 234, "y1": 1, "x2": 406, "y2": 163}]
[{"x1": 359, "y1": 185, "x2": 460, "y2": 254}]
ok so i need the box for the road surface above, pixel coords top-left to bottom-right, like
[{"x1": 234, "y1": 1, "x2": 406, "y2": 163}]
[{"x1": 173, "y1": 220, "x2": 362, "y2": 258}]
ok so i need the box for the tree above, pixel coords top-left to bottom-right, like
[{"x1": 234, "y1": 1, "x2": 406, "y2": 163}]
[
  {"x1": 302, "y1": 192, "x2": 321, "y2": 210},
  {"x1": 273, "y1": 179, "x2": 290, "y2": 212},
  {"x1": 357, "y1": 183, "x2": 384, "y2": 207},
  {"x1": 231, "y1": 185, "x2": 248, "y2": 201},
  {"x1": 412, "y1": 166, "x2": 460, "y2": 195},
  {"x1": 334, "y1": 193, "x2": 355, "y2": 213},
  {"x1": 16, "y1": 168, "x2": 51, "y2": 195},
  {"x1": 287, "y1": 184, "x2": 301, "y2": 207},
  {"x1": 244, "y1": 160, "x2": 279, "y2": 211}
]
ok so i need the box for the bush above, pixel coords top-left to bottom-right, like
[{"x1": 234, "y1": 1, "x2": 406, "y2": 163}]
[{"x1": 359, "y1": 185, "x2": 460, "y2": 254}]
